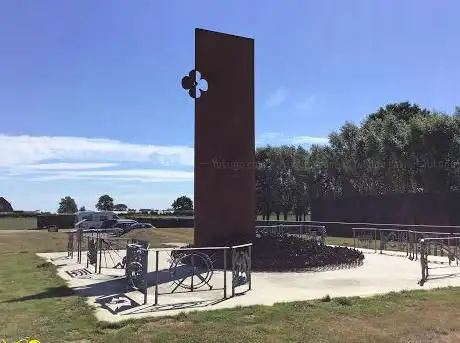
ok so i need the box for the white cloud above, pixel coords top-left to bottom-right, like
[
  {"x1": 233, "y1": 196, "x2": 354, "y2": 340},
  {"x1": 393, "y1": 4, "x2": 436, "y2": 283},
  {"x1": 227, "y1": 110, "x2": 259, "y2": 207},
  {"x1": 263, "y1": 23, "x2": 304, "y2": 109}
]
[
  {"x1": 255, "y1": 132, "x2": 285, "y2": 145},
  {"x1": 298, "y1": 95, "x2": 316, "y2": 110},
  {"x1": 28, "y1": 169, "x2": 194, "y2": 182},
  {"x1": 266, "y1": 88, "x2": 288, "y2": 107},
  {"x1": 256, "y1": 132, "x2": 329, "y2": 146},
  {"x1": 0, "y1": 135, "x2": 194, "y2": 167},
  {"x1": 291, "y1": 136, "x2": 329, "y2": 145},
  {"x1": 20, "y1": 163, "x2": 118, "y2": 170},
  {"x1": 0, "y1": 133, "x2": 328, "y2": 184}
]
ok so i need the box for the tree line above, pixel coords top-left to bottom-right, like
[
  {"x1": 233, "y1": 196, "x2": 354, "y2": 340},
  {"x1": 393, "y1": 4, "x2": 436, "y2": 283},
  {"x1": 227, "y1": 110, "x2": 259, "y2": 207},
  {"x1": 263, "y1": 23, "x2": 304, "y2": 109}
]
[
  {"x1": 57, "y1": 194, "x2": 193, "y2": 214},
  {"x1": 256, "y1": 102, "x2": 460, "y2": 220},
  {"x1": 56, "y1": 102, "x2": 460, "y2": 220}
]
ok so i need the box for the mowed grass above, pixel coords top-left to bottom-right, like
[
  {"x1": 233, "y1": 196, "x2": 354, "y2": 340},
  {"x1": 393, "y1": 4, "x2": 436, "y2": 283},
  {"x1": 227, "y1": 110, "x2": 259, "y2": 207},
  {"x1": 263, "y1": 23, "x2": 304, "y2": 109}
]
[
  {"x1": 0, "y1": 217, "x2": 37, "y2": 230},
  {"x1": 2, "y1": 230, "x2": 460, "y2": 342}
]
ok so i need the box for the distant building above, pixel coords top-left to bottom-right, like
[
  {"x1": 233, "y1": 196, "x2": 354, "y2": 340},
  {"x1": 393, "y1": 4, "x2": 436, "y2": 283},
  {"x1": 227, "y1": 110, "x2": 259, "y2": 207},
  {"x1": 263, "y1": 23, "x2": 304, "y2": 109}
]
[{"x1": 0, "y1": 197, "x2": 13, "y2": 212}]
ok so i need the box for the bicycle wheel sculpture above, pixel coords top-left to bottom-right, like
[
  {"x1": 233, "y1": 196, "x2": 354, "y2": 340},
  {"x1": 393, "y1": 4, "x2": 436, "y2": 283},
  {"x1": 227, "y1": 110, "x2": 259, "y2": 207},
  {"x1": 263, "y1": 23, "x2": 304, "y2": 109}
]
[{"x1": 168, "y1": 252, "x2": 214, "y2": 292}]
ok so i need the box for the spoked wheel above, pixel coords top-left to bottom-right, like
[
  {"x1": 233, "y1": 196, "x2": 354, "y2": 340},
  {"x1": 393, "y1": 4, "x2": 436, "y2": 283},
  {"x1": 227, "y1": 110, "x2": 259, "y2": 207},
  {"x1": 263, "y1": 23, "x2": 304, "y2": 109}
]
[{"x1": 169, "y1": 252, "x2": 214, "y2": 292}]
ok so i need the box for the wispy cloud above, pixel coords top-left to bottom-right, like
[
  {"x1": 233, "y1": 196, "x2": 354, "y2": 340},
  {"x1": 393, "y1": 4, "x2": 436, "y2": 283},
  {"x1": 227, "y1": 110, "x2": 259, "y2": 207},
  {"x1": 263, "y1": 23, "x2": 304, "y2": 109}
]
[
  {"x1": 0, "y1": 133, "x2": 328, "y2": 183},
  {"x1": 266, "y1": 88, "x2": 288, "y2": 107},
  {"x1": 28, "y1": 169, "x2": 194, "y2": 182},
  {"x1": 255, "y1": 132, "x2": 285, "y2": 145},
  {"x1": 291, "y1": 135, "x2": 329, "y2": 145},
  {"x1": 256, "y1": 132, "x2": 329, "y2": 146},
  {"x1": 0, "y1": 135, "x2": 194, "y2": 167},
  {"x1": 298, "y1": 95, "x2": 316, "y2": 110},
  {"x1": 0, "y1": 134, "x2": 194, "y2": 183},
  {"x1": 20, "y1": 163, "x2": 118, "y2": 170}
]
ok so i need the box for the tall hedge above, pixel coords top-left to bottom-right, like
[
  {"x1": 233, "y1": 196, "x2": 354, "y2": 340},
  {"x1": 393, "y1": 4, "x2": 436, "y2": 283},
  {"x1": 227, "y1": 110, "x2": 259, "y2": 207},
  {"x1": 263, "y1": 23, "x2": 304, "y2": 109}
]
[{"x1": 37, "y1": 214, "x2": 76, "y2": 229}]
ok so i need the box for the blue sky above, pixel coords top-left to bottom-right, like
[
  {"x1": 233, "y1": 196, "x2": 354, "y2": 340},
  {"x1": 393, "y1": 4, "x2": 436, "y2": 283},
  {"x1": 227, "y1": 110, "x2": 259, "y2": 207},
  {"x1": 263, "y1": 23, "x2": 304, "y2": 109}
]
[{"x1": 0, "y1": 1, "x2": 459, "y2": 212}]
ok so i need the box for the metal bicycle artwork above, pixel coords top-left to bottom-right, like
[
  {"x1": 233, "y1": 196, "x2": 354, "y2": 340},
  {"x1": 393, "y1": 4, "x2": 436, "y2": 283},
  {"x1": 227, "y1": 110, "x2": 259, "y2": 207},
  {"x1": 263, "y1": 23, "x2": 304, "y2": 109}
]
[
  {"x1": 168, "y1": 251, "x2": 215, "y2": 293},
  {"x1": 66, "y1": 229, "x2": 253, "y2": 307}
]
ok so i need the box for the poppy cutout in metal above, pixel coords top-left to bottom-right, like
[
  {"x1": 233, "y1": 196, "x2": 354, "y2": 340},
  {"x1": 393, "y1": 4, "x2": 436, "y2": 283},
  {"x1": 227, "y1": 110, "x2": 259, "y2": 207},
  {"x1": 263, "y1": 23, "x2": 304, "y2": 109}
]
[{"x1": 181, "y1": 70, "x2": 208, "y2": 98}]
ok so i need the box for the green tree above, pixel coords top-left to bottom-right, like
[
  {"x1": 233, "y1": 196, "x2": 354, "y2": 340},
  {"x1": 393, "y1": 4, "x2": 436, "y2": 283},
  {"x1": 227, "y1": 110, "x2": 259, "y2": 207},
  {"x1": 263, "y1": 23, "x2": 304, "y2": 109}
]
[
  {"x1": 254, "y1": 102, "x2": 460, "y2": 219},
  {"x1": 171, "y1": 195, "x2": 193, "y2": 211},
  {"x1": 79, "y1": 206, "x2": 86, "y2": 212},
  {"x1": 95, "y1": 194, "x2": 114, "y2": 211},
  {"x1": 113, "y1": 203, "x2": 128, "y2": 211},
  {"x1": 58, "y1": 196, "x2": 78, "y2": 214}
]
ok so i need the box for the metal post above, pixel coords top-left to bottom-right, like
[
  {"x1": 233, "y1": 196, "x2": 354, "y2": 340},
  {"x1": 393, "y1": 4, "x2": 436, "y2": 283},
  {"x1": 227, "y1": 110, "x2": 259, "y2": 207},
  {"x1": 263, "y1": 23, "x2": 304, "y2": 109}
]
[
  {"x1": 223, "y1": 249, "x2": 227, "y2": 299},
  {"x1": 231, "y1": 247, "x2": 235, "y2": 297},
  {"x1": 144, "y1": 250, "x2": 148, "y2": 305},
  {"x1": 154, "y1": 250, "x2": 159, "y2": 305},
  {"x1": 94, "y1": 239, "x2": 97, "y2": 274},
  {"x1": 86, "y1": 236, "x2": 89, "y2": 268},
  {"x1": 406, "y1": 230, "x2": 409, "y2": 256},
  {"x1": 420, "y1": 240, "x2": 426, "y2": 283},
  {"x1": 191, "y1": 254, "x2": 195, "y2": 292},
  {"x1": 379, "y1": 229, "x2": 383, "y2": 254},
  {"x1": 98, "y1": 238, "x2": 103, "y2": 274},
  {"x1": 248, "y1": 244, "x2": 252, "y2": 291},
  {"x1": 448, "y1": 236, "x2": 452, "y2": 266},
  {"x1": 374, "y1": 229, "x2": 377, "y2": 253},
  {"x1": 456, "y1": 237, "x2": 459, "y2": 266},
  {"x1": 353, "y1": 229, "x2": 356, "y2": 248}
]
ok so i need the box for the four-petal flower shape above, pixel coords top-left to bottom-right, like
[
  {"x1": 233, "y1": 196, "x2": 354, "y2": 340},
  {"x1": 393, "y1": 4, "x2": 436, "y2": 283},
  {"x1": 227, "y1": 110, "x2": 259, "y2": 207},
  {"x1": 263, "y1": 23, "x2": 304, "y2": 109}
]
[{"x1": 181, "y1": 70, "x2": 208, "y2": 99}]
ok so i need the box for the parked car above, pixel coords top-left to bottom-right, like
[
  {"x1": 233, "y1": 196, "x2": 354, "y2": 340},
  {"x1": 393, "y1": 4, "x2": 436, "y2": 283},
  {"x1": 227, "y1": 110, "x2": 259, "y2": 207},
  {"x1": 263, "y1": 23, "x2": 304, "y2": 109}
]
[
  {"x1": 75, "y1": 211, "x2": 119, "y2": 230},
  {"x1": 98, "y1": 219, "x2": 136, "y2": 236},
  {"x1": 130, "y1": 222, "x2": 155, "y2": 230}
]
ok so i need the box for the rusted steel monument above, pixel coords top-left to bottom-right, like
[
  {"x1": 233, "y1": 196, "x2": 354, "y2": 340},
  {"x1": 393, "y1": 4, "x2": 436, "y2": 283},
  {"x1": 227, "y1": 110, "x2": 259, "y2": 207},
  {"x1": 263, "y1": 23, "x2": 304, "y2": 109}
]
[{"x1": 182, "y1": 28, "x2": 255, "y2": 246}]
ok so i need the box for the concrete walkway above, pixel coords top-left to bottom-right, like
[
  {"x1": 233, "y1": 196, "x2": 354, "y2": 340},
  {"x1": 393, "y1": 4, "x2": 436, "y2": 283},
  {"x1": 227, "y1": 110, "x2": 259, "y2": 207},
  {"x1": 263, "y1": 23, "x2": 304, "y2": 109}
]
[{"x1": 37, "y1": 247, "x2": 460, "y2": 322}]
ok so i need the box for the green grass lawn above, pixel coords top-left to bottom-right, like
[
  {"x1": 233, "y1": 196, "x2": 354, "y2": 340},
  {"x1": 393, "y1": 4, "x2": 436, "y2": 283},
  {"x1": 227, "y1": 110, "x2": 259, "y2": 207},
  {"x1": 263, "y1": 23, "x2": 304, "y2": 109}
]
[
  {"x1": 0, "y1": 217, "x2": 37, "y2": 230},
  {"x1": 2, "y1": 230, "x2": 460, "y2": 342}
]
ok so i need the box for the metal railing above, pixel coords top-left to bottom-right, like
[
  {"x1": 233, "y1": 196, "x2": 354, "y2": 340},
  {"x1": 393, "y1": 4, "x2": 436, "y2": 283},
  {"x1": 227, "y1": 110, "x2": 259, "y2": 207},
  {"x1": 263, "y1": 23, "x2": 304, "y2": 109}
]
[
  {"x1": 66, "y1": 230, "x2": 252, "y2": 307},
  {"x1": 146, "y1": 243, "x2": 252, "y2": 305},
  {"x1": 419, "y1": 236, "x2": 460, "y2": 285},
  {"x1": 352, "y1": 227, "x2": 455, "y2": 260}
]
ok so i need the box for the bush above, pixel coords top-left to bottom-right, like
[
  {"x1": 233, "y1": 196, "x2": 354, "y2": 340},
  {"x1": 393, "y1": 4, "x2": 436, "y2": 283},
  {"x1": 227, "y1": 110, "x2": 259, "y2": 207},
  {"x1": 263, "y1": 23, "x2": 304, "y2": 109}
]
[
  {"x1": 321, "y1": 294, "x2": 331, "y2": 302},
  {"x1": 37, "y1": 214, "x2": 75, "y2": 229},
  {"x1": 0, "y1": 211, "x2": 39, "y2": 218},
  {"x1": 335, "y1": 297, "x2": 352, "y2": 306}
]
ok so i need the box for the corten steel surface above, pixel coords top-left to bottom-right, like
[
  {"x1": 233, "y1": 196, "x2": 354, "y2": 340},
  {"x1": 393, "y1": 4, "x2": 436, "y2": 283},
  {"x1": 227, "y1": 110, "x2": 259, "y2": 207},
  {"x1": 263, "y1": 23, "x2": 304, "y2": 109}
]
[{"x1": 194, "y1": 28, "x2": 255, "y2": 246}]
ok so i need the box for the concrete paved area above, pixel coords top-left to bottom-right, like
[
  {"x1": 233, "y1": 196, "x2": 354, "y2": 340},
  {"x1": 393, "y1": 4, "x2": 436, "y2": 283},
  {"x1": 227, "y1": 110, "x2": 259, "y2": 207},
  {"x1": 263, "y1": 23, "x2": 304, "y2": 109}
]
[{"x1": 37, "y1": 247, "x2": 460, "y2": 322}]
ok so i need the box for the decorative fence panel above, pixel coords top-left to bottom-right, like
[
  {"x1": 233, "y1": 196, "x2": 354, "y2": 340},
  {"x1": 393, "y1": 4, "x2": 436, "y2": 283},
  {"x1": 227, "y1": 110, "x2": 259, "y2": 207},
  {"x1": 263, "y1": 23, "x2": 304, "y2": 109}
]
[{"x1": 125, "y1": 242, "x2": 149, "y2": 304}]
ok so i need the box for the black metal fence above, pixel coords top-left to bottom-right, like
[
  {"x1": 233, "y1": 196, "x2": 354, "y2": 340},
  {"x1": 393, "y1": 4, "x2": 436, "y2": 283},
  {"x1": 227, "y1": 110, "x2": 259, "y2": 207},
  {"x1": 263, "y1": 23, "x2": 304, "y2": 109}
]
[
  {"x1": 352, "y1": 227, "x2": 457, "y2": 260},
  {"x1": 66, "y1": 230, "x2": 253, "y2": 306},
  {"x1": 419, "y1": 236, "x2": 460, "y2": 285}
]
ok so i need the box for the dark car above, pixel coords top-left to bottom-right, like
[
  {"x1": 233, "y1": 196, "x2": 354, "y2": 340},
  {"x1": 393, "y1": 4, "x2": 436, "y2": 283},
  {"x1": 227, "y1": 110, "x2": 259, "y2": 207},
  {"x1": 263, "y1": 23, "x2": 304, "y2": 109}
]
[
  {"x1": 101, "y1": 219, "x2": 138, "y2": 236},
  {"x1": 130, "y1": 222, "x2": 155, "y2": 230}
]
